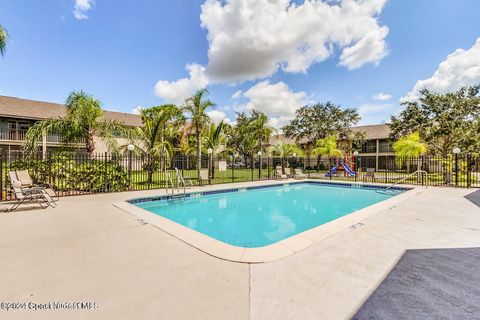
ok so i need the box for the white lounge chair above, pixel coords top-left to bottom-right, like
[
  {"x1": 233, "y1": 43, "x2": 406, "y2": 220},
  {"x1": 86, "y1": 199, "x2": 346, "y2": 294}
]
[
  {"x1": 293, "y1": 168, "x2": 307, "y2": 179},
  {"x1": 8, "y1": 172, "x2": 56, "y2": 211},
  {"x1": 275, "y1": 168, "x2": 287, "y2": 180},
  {"x1": 15, "y1": 170, "x2": 59, "y2": 202}
]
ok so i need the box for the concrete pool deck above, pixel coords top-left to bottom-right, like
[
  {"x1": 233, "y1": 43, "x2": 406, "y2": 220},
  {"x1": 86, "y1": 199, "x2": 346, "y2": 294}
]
[{"x1": 1, "y1": 180, "x2": 480, "y2": 319}]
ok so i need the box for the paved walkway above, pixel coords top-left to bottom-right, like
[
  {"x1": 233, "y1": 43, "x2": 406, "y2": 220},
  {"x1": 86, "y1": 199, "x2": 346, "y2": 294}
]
[{"x1": 1, "y1": 182, "x2": 479, "y2": 319}]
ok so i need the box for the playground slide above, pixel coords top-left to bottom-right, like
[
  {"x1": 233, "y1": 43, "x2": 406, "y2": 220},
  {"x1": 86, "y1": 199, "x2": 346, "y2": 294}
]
[
  {"x1": 342, "y1": 163, "x2": 356, "y2": 176},
  {"x1": 325, "y1": 166, "x2": 338, "y2": 177}
]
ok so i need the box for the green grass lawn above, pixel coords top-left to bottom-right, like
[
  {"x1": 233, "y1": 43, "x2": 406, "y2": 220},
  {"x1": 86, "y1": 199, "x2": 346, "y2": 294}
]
[{"x1": 129, "y1": 168, "x2": 273, "y2": 189}]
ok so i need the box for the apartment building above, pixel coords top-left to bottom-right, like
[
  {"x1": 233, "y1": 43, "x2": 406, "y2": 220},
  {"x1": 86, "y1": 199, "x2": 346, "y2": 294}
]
[
  {"x1": 269, "y1": 123, "x2": 395, "y2": 171},
  {"x1": 0, "y1": 95, "x2": 142, "y2": 156}
]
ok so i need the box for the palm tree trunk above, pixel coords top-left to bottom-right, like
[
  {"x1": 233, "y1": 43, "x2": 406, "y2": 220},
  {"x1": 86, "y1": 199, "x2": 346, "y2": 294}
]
[
  {"x1": 211, "y1": 153, "x2": 215, "y2": 179},
  {"x1": 196, "y1": 131, "x2": 201, "y2": 180},
  {"x1": 86, "y1": 132, "x2": 95, "y2": 154}
]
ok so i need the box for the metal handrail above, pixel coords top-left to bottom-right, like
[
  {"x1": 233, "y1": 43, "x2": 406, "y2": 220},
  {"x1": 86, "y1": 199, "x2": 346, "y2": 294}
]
[
  {"x1": 386, "y1": 170, "x2": 428, "y2": 189},
  {"x1": 166, "y1": 172, "x2": 175, "y2": 196},
  {"x1": 174, "y1": 168, "x2": 186, "y2": 197}
]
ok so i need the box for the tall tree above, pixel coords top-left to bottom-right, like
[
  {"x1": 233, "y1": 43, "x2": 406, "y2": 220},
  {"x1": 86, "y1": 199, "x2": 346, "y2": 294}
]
[
  {"x1": 125, "y1": 105, "x2": 184, "y2": 183},
  {"x1": 392, "y1": 132, "x2": 427, "y2": 172},
  {"x1": 25, "y1": 91, "x2": 128, "y2": 154},
  {"x1": 249, "y1": 111, "x2": 274, "y2": 155},
  {"x1": 204, "y1": 120, "x2": 229, "y2": 178},
  {"x1": 267, "y1": 142, "x2": 304, "y2": 172},
  {"x1": 283, "y1": 102, "x2": 361, "y2": 151},
  {"x1": 229, "y1": 110, "x2": 273, "y2": 167},
  {"x1": 0, "y1": 25, "x2": 7, "y2": 56},
  {"x1": 390, "y1": 85, "x2": 480, "y2": 156},
  {"x1": 184, "y1": 89, "x2": 215, "y2": 178},
  {"x1": 313, "y1": 135, "x2": 343, "y2": 171}
]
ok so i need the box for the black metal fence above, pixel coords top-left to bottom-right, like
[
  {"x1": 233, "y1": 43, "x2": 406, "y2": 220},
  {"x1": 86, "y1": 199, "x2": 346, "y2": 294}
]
[{"x1": 1, "y1": 152, "x2": 479, "y2": 200}]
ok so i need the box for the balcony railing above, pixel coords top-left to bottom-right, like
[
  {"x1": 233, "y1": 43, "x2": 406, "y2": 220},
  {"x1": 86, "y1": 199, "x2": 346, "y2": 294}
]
[
  {"x1": 0, "y1": 130, "x2": 84, "y2": 143},
  {"x1": 0, "y1": 130, "x2": 28, "y2": 141},
  {"x1": 360, "y1": 145, "x2": 377, "y2": 153}
]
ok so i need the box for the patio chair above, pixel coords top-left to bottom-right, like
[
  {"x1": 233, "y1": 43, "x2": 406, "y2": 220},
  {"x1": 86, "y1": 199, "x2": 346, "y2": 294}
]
[
  {"x1": 287, "y1": 167, "x2": 295, "y2": 178},
  {"x1": 198, "y1": 169, "x2": 210, "y2": 186},
  {"x1": 293, "y1": 168, "x2": 307, "y2": 179},
  {"x1": 364, "y1": 168, "x2": 376, "y2": 181},
  {"x1": 275, "y1": 168, "x2": 287, "y2": 180},
  {"x1": 8, "y1": 172, "x2": 56, "y2": 211},
  {"x1": 15, "y1": 170, "x2": 59, "y2": 202}
]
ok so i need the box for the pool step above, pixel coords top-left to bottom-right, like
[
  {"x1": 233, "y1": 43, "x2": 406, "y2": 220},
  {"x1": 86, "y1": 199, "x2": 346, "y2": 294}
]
[{"x1": 171, "y1": 194, "x2": 186, "y2": 200}]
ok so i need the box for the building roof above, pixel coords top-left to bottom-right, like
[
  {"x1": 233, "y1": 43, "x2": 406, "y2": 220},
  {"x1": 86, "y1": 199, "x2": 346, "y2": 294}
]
[
  {"x1": 0, "y1": 95, "x2": 143, "y2": 127},
  {"x1": 351, "y1": 124, "x2": 391, "y2": 140}
]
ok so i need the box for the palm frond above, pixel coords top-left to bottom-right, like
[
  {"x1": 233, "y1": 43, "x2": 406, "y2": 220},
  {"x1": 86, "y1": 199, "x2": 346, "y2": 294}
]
[{"x1": 0, "y1": 25, "x2": 8, "y2": 57}]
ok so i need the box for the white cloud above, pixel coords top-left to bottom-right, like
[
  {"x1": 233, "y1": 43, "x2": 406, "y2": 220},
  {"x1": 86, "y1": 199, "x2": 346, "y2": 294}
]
[
  {"x1": 73, "y1": 0, "x2": 94, "y2": 20},
  {"x1": 358, "y1": 103, "x2": 395, "y2": 125},
  {"x1": 154, "y1": 64, "x2": 209, "y2": 104},
  {"x1": 402, "y1": 37, "x2": 480, "y2": 102},
  {"x1": 241, "y1": 80, "x2": 308, "y2": 128},
  {"x1": 207, "y1": 110, "x2": 231, "y2": 124},
  {"x1": 231, "y1": 90, "x2": 242, "y2": 100},
  {"x1": 372, "y1": 92, "x2": 391, "y2": 101},
  {"x1": 200, "y1": 0, "x2": 389, "y2": 83},
  {"x1": 131, "y1": 106, "x2": 144, "y2": 115}
]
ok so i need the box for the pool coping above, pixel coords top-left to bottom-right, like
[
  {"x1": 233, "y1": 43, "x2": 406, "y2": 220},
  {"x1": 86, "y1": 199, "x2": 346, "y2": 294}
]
[{"x1": 113, "y1": 179, "x2": 422, "y2": 263}]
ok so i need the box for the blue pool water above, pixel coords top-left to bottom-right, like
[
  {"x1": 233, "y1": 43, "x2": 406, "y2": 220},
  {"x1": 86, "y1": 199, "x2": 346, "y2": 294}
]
[{"x1": 134, "y1": 183, "x2": 404, "y2": 248}]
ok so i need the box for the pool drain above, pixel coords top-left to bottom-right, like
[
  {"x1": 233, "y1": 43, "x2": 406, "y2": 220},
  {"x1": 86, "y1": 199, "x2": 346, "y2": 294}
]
[{"x1": 349, "y1": 223, "x2": 365, "y2": 230}]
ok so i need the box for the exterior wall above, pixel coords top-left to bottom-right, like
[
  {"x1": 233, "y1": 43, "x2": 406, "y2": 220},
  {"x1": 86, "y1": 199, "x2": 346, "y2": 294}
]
[{"x1": 93, "y1": 136, "x2": 130, "y2": 154}]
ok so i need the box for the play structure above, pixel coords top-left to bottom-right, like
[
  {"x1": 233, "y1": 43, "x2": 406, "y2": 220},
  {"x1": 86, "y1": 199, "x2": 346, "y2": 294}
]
[{"x1": 325, "y1": 160, "x2": 356, "y2": 177}]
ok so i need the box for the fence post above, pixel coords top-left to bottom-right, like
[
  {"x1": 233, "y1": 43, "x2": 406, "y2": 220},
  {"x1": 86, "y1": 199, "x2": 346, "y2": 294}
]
[
  {"x1": 258, "y1": 153, "x2": 261, "y2": 179},
  {"x1": 104, "y1": 152, "x2": 108, "y2": 193},
  {"x1": 231, "y1": 154, "x2": 235, "y2": 183},
  {"x1": 354, "y1": 155, "x2": 357, "y2": 182},
  {"x1": 329, "y1": 158, "x2": 332, "y2": 180},
  {"x1": 455, "y1": 152, "x2": 459, "y2": 187},
  {"x1": 267, "y1": 157, "x2": 270, "y2": 180},
  {"x1": 467, "y1": 154, "x2": 471, "y2": 188},
  {"x1": 128, "y1": 150, "x2": 132, "y2": 190}
]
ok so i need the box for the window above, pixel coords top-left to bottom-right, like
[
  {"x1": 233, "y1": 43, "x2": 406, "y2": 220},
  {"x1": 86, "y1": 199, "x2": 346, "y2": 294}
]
[
  {"x1": 360, "y1": 140, "x2": 377, "y2": 153},
  {"x1": 19, "y1": 122, "x2": 30, "y2": 131},
  {"x1": 378, "y1": 139, "x2": 392, "y2": 153}
]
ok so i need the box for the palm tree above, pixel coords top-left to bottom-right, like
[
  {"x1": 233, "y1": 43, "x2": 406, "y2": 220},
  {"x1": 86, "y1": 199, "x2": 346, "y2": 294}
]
[
  {"x1": 125, "y1": 105, "x2": 184, "y2": 183},
  {"x1": 0, "y1": 25, "x2": 8, "y2": 57},
  {"x1": 183, "y1": 89, "x2": 215, "y2": 179},
  {"x1": 393, "y1": 132, "x2": 427, "y2": 172},
  {"x1": 268, "y1": 142, "x2": 304, "y2": 172},
  {"x1": 178, "y1": 135, "x2": 196, "y2": 169},
  {"x1": 204, "y1": 120, "x2": 229, "y2": 178},
  {"x1": 25, "y1": 90, "x2": 128, "y2": 155},
  {"x1": 313, "y1": 135, "x2": 343, "y2": 171},
  {"x1": 249, "y1": 111, "x2": 274, "y2": 155}
]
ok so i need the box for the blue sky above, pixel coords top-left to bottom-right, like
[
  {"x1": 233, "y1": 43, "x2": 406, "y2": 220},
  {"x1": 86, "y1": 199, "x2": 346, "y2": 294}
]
[{"x1": 0, "y1": 0, "x2": 479, "y2": 127}]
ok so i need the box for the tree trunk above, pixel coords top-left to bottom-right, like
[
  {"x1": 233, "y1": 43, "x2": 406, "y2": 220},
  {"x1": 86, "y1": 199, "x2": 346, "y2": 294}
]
[
  {"x1": 86, "y1": 131, "x2": 95, "y2": 154},
  {"x1": 196, "y1": 131, "x2": 202, "y2": 180},
  {"x1": 211, "y1": 154, "x2": 215, "y2": 179},
  {"x1": 147, "y1": 156, "x2": 154, "y2": 184}
]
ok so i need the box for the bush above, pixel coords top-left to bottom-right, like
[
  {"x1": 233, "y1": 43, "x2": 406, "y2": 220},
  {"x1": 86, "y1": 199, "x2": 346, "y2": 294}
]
[
  {"x1": 68, "y1": 160, "x2": 129, "y2": 192},
  {"x1": 6, "y1": 155, "x2": 129, "y2": 193}
]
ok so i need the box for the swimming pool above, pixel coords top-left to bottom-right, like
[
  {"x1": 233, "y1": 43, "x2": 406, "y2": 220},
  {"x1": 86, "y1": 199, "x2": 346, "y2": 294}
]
[{"x1": 131, "y1": 182, "x2": 405, "y2": 248}]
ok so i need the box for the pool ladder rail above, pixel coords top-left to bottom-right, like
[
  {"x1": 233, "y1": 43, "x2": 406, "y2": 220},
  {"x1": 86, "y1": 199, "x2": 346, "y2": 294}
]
[
  {"x1": 166, "y1": 172, "x2": 186, "y2": 200},
  {"x1": 386, "y1": 170, "x2": 428, "y2": 190}
]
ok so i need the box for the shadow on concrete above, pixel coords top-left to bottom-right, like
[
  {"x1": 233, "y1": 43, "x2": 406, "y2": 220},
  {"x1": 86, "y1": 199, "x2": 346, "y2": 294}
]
[
  {"x1": 352, "y1": 248, "x2": 480, "y2": 320},
  {"x1": 464, "y1": 190, "x2": 480, "y2": 208}
]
